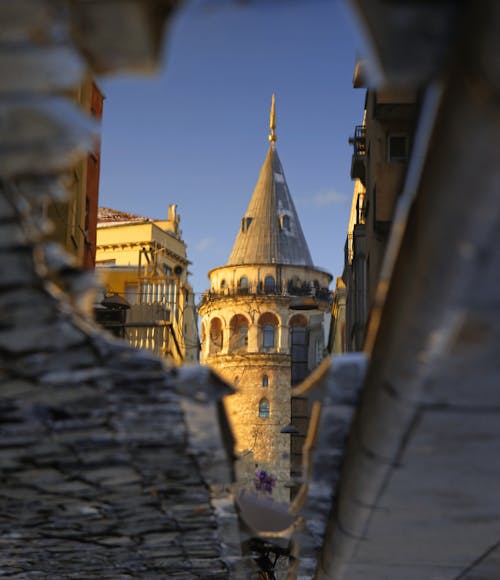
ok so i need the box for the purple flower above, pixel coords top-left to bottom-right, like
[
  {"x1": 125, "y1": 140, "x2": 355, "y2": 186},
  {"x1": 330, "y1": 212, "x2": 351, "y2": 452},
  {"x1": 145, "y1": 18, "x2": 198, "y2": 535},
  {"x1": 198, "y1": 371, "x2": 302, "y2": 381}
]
[{"x1": 254, "y1": 469, "x2": 276, "y2": 494}]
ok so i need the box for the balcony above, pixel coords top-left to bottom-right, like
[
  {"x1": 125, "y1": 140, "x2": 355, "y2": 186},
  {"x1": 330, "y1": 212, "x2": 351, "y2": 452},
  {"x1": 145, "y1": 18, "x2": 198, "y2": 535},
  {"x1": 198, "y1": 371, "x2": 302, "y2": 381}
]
[{"x1": 349, "y1": 125, "x2": 366, "y2": 184}]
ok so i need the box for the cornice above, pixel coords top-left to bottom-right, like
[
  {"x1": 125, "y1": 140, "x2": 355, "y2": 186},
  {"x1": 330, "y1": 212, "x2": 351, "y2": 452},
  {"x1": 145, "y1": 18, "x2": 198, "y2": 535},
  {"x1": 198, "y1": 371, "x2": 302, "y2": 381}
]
[{"x1": 96, "y1": 240, "x2": 189, "y2": 265}]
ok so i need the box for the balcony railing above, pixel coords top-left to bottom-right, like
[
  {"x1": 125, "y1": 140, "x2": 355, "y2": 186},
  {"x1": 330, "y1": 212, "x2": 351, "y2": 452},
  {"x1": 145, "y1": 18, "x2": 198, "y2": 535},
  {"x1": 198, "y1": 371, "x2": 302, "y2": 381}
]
[
  {"x1": 199, "y1": 285, "x2": 332, "y2": 308},
  {"x1": 349, "y1": 125, "x2": 366, "y2": 158},
  {"x1": 349, "y1": 125, "x2": 366, "y2": 184}
]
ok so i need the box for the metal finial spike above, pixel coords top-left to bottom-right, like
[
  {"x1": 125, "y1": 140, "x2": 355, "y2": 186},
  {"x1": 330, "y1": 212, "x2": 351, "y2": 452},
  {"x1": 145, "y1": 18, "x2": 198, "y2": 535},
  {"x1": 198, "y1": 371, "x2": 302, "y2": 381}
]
[{"x1": 269, "y1": 93, "x2": 277, "y2": 143}]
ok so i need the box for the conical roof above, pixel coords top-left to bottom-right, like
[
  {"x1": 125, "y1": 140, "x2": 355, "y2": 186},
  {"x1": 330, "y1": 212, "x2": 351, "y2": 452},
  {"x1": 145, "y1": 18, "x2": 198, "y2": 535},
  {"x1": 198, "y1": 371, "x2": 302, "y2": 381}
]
[{"x1": 226, "y1": 99, "x2": 313, "y2": 267}]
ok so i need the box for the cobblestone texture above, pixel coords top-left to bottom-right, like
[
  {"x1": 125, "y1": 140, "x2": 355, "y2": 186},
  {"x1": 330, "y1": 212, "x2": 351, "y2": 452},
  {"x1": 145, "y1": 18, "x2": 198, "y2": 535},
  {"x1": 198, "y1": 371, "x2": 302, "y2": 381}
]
[{"x1": 0, "y1": 281, "x2": 231, "y2": 577}]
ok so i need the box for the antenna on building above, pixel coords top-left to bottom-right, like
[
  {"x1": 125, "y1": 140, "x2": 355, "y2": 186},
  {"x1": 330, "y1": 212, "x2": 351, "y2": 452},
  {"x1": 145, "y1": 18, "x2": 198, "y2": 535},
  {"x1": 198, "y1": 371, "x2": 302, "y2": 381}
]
[{"x1": 269, "y1": 93, "x2": 277, "y2": 144}]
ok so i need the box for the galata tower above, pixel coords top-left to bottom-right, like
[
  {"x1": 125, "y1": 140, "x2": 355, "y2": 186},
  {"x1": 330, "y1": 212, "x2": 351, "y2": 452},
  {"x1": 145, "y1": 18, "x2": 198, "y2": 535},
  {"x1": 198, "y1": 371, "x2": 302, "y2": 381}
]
[{"x1": 199, "y1": 96, "x2": 332, "y2": 503}]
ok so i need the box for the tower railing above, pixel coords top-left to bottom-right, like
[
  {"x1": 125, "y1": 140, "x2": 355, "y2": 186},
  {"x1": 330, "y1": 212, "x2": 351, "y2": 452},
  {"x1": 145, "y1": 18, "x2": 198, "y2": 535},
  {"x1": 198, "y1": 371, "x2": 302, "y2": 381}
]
[{"x1": 199, "y1": 284, "x2": 332, "y2": 307}]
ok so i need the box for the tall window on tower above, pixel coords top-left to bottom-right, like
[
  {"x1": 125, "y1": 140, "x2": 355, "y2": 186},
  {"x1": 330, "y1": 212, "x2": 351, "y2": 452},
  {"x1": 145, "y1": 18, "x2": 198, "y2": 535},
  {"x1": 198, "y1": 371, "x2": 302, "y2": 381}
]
[
  {"x1": 263, "y1": 325, "x2": 274, "y2": 348},
  {"x1": 259, "y1": 312, "x2": 278, "y2": 351}
]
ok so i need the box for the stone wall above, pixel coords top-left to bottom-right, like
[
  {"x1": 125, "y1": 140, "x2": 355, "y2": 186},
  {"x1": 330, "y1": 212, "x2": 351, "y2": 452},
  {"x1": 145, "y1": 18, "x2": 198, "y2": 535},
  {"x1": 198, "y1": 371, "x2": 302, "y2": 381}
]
[
  {"x1": 218, "y1": 353, "x2": 292, "y2": 503},
  {"x1": 200, "y1": 263, "x2": 330, "y2": 506}
]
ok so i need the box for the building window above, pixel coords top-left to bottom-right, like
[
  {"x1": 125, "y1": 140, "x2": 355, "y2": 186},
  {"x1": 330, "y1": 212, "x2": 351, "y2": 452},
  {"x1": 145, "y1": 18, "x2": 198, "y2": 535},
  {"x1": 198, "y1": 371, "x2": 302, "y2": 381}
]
[
  {"x1": 220, "y1": 279, "x2": 227, "y2": 290},
  {"x1": 229, "y1": 314, "x2": 249, "y2": 353},
  {"x1": 290, "y1": 314, "x2": 309, "y2": 386},
  {"x1": 238, "y1": 276, "x2": 249, "y2": 294},
  {"x1": 258, "y1": 399, "x2": 270, "y2": 418},
  {"x1": 239, "y1": 326, "x2": 248, "y2": 346},
  {"x1": 262, "y1": 374, "x2": 269, "y2": 387},
  {"x1": 263, "y1": 325, "x2": 275, "y2": 348},
  {"x1": 388, "y1": 135, "x2": 408, "y2": 162},
  {"x1": 279, "y1": 215, "x2": 290, "y2": 230},
  {"x1": 259, "y1": 312, "x2": 279, "y2": 351},
  {"x1": 264, "y1": 275, "x2": 275, "y2": 293},
  {"x1": 209, "y1": 317, "x2": 223, "y2": 355},
  {"x1": 241, "y1": 217, "x2": 253, "y2": 232}
]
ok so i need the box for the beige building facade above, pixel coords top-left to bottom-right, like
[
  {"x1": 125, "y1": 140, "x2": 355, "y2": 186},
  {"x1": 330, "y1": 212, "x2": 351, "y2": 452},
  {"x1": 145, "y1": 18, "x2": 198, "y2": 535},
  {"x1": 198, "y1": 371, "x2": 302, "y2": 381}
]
[
  {"x1": 199, "y1": 99, "x2": 332, "y2": 502},
  {"x1": 336, "y1": 63, "x2": 419, "y2": 352}
]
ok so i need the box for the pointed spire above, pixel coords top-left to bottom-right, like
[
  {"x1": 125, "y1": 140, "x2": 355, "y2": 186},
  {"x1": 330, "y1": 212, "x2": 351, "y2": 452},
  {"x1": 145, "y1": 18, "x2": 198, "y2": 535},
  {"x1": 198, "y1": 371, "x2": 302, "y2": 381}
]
[
  {"x1": 226, "y1": 96, "x2": 313, "y2": 267},
  {"x1": 226, "y1": 147, "x2": 313, "y2": 267},
  {"x1": 268, "y1": 93, "x2": 277, "y2": 144}
]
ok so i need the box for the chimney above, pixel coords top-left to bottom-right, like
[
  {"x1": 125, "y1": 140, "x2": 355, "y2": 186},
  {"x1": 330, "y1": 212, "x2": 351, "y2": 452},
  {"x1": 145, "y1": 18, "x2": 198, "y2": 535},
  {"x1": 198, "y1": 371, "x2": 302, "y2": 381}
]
[{"x1": 168, "y1": 204, "x2": 180, "y2": 235}]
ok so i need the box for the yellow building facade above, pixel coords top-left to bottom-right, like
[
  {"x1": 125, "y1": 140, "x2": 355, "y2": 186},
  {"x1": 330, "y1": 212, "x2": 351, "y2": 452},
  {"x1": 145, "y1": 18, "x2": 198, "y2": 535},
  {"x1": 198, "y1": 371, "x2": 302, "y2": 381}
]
[{"x1": 95, "y1": 204, "x2": 199, "y2": 364}]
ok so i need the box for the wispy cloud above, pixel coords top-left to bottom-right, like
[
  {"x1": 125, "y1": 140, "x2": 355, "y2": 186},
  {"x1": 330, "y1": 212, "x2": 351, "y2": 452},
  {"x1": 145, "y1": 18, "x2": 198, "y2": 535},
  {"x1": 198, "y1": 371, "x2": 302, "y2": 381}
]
[
  {"x1": 310, "y1": 190, "x2": 347, "y2": 207},
  {"x1": 195, "y1": 237, "x2": 216, "y2": 252}
]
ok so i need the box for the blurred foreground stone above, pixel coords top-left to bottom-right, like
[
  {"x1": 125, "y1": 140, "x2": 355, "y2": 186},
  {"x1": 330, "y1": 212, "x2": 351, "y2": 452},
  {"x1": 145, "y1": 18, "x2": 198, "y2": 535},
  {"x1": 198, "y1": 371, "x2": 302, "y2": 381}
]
[{"x1": 0, "y1": 2, "x2": 254, "y2": 578}]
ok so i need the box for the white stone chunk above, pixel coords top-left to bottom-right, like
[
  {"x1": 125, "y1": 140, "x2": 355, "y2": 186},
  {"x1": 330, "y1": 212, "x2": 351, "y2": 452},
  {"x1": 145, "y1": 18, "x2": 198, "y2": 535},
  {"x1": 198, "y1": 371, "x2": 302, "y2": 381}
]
[
  {"x1": 0, "y1": 320, "x2": 86, "y2": 354},
  {"x1": 16, "y1": 175, "x2": 69, "y2": 203},
  {"x1": 0, "y1": 97, "x2": 98, "y2": 177},
  {"x1": 70, "y1": 1, "x2": 164, "y2": 74},
  {"x1": 0, "y1": 44, "x2": 85, "y2": 93}
]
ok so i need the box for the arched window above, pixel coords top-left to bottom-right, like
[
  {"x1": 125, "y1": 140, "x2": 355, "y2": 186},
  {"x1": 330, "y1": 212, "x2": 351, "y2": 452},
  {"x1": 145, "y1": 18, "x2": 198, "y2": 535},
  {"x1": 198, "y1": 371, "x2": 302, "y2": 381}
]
[
  {"x1": 209, "y1": 318, "x2": 223, "y2": 355},
  {"x1": 220, "y1": 279, "x2": 227, "y2": 290},
  {"x1": 287, "y1": 277, "x2": 301, "y2": 295},
  {"x1": 258, "y1": 399, "x2": 270, "y2": 418},
  {"x1": 290, "y1": 314, "x2": 308, "y2": 327},
  {"x1": 229, "y1": 314, "x2": 249, "y2": 353},
  {"x1": 264, "y1": 275, "x2": 275, "y2": 293},
  {"x1": 238, "y1": 276, "x2": 249, "y2": 295},
  {"x1": 262, "y1": 374, "x2": 269, "y2": 387},
  {"x1": 259, "y1": 312, "x2": 279, "y2": 351}
]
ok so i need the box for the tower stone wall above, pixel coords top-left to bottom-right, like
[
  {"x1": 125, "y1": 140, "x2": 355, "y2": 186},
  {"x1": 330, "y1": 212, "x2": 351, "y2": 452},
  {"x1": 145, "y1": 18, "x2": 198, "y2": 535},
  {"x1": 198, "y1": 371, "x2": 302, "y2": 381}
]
[
  {"x1": 199, "y1": 264, "x2": 331, "y2": 503},
  {"x1": 199, "y1": 99, "x2": 332, "y2": 504}
]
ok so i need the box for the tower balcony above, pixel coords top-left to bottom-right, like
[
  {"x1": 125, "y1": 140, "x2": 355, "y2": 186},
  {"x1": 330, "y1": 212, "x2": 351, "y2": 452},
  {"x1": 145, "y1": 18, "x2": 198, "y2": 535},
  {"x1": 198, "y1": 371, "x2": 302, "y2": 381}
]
[{"x1": 198, "y1": 284, "x2": 332, "y2": 310}]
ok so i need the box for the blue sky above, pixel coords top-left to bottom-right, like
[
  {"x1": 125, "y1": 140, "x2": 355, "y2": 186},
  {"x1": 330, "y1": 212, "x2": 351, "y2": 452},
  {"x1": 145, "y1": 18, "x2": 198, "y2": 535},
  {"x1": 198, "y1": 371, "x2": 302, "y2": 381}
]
[{"x1": 98, "y1": 0, "x2": 365, "y2": 298}]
